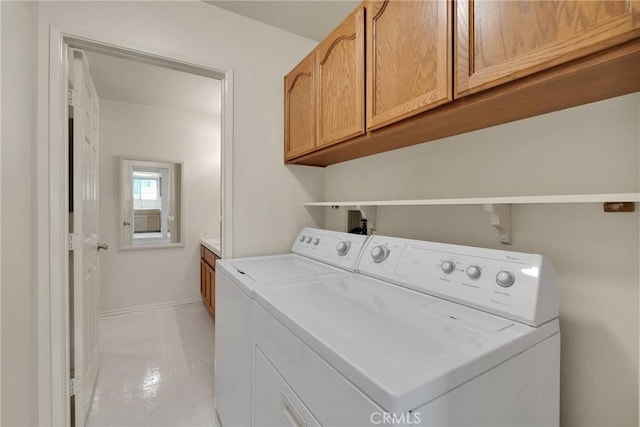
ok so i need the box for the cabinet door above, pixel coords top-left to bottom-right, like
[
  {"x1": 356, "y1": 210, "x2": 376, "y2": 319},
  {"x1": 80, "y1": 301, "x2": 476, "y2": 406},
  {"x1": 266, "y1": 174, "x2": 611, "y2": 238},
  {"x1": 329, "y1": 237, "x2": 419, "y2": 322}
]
[
  {"x1": 366, "y1": 0, "x2": 452, "y2": 130},
  {"x1": 147, "y1": 214, "x2": 160, "y2": 232},
  {"x1": 285, "y1": 51, "x2": 316, "y2": 160},
  {"x1": 456, "y1": 0, "x2": 640, "y2": 96},
  {"x1": 200, "y1": 259, "x2": 207, "y2": 300},
  {"x1": 134, "y1": 215, "x2": 146, "y2": 232},
  {"x1": 316, "y1": 6, "x2": 365, "y2": 147},
  {"x1": 208, "y1": 266, "x2": 216, "y2": 318}
]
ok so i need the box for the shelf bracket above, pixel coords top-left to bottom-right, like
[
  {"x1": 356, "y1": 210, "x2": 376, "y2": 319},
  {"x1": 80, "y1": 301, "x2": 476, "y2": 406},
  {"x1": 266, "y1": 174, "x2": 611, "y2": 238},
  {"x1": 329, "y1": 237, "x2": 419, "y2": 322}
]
[
  {"x1": 484, "y1": 204, "x2": 511, "y2": 245},
  {"x1": 356, "y1": 205, "x2": 377, "y2": 235}
]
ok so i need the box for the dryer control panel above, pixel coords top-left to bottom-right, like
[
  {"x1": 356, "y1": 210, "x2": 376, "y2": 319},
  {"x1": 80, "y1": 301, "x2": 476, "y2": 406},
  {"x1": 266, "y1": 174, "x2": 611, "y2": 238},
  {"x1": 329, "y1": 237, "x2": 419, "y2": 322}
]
[
  {"x1": 292, "y1": 228, "x2": 369, "y2": 272},
  {"x1": 358, "y1": 236, "x2": 558, "y2": 327}
]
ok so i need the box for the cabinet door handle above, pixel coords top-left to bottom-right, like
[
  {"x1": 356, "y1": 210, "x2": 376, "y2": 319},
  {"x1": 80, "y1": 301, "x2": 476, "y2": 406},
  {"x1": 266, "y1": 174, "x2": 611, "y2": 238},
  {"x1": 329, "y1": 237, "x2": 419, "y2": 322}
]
[{"x1": 281, "y1": 393, "x2": 307, "y2": 427}]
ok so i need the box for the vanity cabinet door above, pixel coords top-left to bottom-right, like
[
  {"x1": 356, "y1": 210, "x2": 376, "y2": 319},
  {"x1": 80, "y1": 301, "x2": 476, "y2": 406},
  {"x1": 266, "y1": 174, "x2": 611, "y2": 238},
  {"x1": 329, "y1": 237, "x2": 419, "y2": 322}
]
[
  {"x1": 200, "y1": 246, "x2": 216, "y2": 318},
  {"x1": 316, "y1": 5, "x2": 365, "y2": 148},
  {"x1": 456, "y1": 0, "x2": 640, "y2": 96},
  {"x1": 200, "y1": 259, "x2": 207, "y2": 300},
  {"x1": 207, "y1": 266, "x2": 216, "y2": 318},
  {"x1": 285, "y1": 51, "x2": 316, "y2": 160},
  {"x1": 366, "y1": 0, "x2": 452, "y2": 130}
]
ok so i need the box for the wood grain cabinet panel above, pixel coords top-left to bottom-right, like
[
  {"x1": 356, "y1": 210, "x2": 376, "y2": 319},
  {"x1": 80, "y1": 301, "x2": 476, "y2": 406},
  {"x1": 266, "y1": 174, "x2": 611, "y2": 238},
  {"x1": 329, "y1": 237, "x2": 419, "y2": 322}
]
[
  {"x1": 456, "y1": 0, "x2": 640, "y2": 96},
  {"x1": 316, "y1": 6, "x2": 365, "y2": 147},
  {"x1": 200, "y1": 245, "x2": 218, "y2": 319},
  {"x1": 285, "y1": 51, "x2": 316, "y2": 160},
  {"x1": 366, "y1": 0, "x2": 452, "y2": 130},
  {"x1": 200, "y1": 259, "x2": 206, "y2": 299},
  {"x1": 207, "y1": 266, "x2": 215, "y2": 318}
]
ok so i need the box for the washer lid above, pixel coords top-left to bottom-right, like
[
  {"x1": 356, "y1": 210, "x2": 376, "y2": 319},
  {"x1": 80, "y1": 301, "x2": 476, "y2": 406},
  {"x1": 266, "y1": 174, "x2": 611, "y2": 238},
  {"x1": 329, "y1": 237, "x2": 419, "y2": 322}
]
[
  {"x1": 253, "y1": 275, "x2": 559, "y2": 413},
  {"x1": 230, "y1": 254, "x2": 338, "y2": 283}
]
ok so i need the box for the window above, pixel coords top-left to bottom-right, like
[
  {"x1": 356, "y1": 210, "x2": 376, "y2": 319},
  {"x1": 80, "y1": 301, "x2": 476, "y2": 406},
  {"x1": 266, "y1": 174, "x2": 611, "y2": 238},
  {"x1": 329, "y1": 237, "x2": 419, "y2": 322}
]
[{"x1": 133, "y1": 178, "x2": 159, "y2": 200}]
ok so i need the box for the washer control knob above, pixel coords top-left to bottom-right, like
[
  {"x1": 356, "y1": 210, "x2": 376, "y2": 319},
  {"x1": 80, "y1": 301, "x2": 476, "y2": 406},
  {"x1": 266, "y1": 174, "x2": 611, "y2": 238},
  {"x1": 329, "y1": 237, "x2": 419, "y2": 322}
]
[
  {"x1": 441, "y1": 261, "x2": 456, "y2": 274},
  {"x1": 496, "y1": 271, "x2": 515, "y2": 287},
  {"x1": 306, "y1": 237, "x2": 312, "y2": 244},
  {"x1": 336, "y1": 241, "x2": 350, "y2": 256},
  {"x1": 466, "y1": 265, "x2": 482, "y2": 280},
  {"x1": 313, "y1": 238, "x2": 320, "y2": 246},
  {"x1": 299, "y1": 235, "x2": 306, "y2": 242},
  {"x1": 371, "y1": 245, "x2": 390, "y2": 263}
]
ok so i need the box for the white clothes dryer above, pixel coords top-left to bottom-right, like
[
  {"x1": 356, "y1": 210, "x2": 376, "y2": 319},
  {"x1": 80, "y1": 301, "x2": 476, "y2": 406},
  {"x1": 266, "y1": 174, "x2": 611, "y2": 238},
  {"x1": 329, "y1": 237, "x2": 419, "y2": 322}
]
[{"x1": 214, "y1": 228, "x2": 369, "y2": 427}]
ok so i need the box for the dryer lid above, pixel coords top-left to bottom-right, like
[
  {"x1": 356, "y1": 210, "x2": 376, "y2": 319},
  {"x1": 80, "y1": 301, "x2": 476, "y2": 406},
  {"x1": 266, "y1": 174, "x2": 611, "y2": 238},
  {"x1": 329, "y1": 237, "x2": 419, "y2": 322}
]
[{"x1": 230, "y1": 254, "x2": 337, "y2": 283}]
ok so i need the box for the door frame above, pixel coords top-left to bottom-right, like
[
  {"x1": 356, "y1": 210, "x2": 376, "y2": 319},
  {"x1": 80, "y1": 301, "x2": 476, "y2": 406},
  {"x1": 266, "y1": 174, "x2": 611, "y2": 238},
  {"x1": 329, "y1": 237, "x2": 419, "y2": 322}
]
[{"x1": 38, "y1": 25, "x2": 234, "y2": 426}]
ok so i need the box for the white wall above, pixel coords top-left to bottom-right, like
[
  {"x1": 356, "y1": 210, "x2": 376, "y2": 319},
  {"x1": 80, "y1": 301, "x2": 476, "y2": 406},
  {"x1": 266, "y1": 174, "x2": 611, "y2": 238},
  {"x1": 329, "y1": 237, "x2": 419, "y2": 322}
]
[
  {"x1": 0, "y1": 1, "x2": 39, "y2": 425},
  {"x1": 324, "y1": 93, "x2": 640, "y2": 427},
  {"x1": 31, "y1": 1, "x2": 322, "y2": 424},
  {"x1": 99, "y1": 99, "x2": 219, "y2": 313},
  {"x1": 37, "y1": 1, "x2": 324, "y2": 260}
]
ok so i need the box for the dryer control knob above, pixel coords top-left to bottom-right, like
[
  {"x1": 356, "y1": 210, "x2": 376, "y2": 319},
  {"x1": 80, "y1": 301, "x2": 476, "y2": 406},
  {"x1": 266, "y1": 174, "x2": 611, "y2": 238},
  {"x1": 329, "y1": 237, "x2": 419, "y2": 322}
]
[
  {"x1": 466, "y1": 265, "x2": 482, "y2": 280},
  {"x1": 299, "y1": 235, "x2": 306, "y2": 242},
  {"x1": 313, "y1": 238, "x2": 320, "y2": 246},
  {"x1": 306, "y1": 237, "x2": 312, "y2": 244},
  {"x1": 371, "y1": 245, "x2": 390, "y2": 263},
  {"x1": 441, "y1": 261, "x2": 456, "y2": 274},
  {"x1": 496, "y1": 271, "x2": 515, "y2": 287},
  {"x1": 336, "y1": 241, "x2": 350, "y2": 256}
]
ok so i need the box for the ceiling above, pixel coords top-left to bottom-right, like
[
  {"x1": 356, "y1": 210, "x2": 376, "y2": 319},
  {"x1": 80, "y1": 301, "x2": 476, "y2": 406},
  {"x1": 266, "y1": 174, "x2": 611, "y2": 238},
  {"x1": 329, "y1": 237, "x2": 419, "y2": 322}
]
[
  {"x1": 206, "y1": 1, "x2": 360, "y2": 41},
  {"x1": 84, "y1": 51, "x2": 222, "y2": 117}
]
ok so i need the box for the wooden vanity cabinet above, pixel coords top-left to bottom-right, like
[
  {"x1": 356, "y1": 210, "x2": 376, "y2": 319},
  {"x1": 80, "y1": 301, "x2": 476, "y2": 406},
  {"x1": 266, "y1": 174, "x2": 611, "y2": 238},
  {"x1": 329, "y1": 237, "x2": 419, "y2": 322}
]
[
  {"x1": 285, "y1": 51, "x2": 316, "y2": 160},
  {"x1": 200, "y1": 245, "x2": 218, "y2": 318},
  {"x1": 316, "y1": 5, "x2": 365, "y2": 148},
  {"x1": 366, "y1": 0, "x2": 452, "y2": 130},
  {"x1": 455, "y1": 0, "x2": 640, "y2": 96}
]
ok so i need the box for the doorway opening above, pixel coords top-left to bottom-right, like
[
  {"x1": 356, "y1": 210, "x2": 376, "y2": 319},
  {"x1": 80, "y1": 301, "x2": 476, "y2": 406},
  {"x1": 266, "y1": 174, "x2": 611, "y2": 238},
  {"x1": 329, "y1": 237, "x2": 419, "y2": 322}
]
[{"x1": 43, "y1": 31, "x2": 234, "y2": 427}]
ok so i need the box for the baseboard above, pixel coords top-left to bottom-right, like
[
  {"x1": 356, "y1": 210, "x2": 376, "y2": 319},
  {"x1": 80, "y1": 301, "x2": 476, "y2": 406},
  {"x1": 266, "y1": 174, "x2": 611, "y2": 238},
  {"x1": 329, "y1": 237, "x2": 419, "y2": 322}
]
[{"x1": 100, "y1": 298, "x2": 203, "y2": 317}]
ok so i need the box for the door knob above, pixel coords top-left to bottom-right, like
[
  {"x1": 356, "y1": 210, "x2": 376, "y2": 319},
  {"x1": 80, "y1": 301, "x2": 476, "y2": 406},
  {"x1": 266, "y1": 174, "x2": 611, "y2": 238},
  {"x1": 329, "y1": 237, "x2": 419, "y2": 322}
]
[
  {"x1": 123, "y1": 221, "x2": 131, "y2": 226},
  {"x1": 97, "y1": 243, "x2": 109, "y2": 252}
]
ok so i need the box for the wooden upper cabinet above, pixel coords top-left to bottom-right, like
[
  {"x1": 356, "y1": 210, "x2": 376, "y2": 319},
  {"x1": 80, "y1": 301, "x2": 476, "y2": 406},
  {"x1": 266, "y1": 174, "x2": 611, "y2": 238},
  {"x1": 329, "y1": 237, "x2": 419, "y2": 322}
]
[
  {"x1": 285, "y1": 51, "x2": 316, "y2": 160},
  {"x1": 366, "y1": 0, "x2": 452, "y2": 130},
  {"x1": 316, "y1": 6, "x2": 365, "y2": 148},
  {"x1": 456, "y1": 0, "x2": 640, "y2": 97}
]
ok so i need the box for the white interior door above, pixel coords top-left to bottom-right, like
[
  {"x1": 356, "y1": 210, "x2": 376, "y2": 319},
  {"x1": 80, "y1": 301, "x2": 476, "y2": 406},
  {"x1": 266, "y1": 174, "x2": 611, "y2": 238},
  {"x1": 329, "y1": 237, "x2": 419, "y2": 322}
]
[
  {"x1": 121, "y1": 160, "x2": 133, "y2": 246},
  {"x1": 70, "y1": 48, "x2": 101, "y2": 426}
]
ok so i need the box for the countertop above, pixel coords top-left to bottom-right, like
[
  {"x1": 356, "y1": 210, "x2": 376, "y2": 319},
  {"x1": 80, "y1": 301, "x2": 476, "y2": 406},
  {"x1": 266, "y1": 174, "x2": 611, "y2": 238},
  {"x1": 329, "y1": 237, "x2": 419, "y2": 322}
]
[{"x1": 201, "y1": 238, "x2": 222, "y2": 258}]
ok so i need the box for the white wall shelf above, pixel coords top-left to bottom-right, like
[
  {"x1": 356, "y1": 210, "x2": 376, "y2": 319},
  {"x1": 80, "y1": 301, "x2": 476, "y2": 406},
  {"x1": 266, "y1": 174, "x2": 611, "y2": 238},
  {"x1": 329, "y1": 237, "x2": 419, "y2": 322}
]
[
  {"x1": 304, "y1": 193, "x2": 640, "y2": 207},
  {"x1": 304, "y1": 193, "x2": 639, "y2": 245}
]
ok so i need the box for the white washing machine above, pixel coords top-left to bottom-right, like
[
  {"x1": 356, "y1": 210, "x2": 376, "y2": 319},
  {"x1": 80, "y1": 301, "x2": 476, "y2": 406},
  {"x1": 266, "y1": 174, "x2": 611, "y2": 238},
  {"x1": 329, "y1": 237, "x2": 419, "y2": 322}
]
[
  {"x1": 214, "y1": 228, "x2": 370, "y2": 427},
  {"x1": 251, "y1": 234, "x2": 560, "y2": 426}
]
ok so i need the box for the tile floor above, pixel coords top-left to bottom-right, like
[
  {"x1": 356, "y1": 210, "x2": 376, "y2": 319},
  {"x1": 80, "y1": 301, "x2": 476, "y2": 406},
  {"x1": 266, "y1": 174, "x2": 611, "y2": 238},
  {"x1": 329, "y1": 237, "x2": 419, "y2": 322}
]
[{"x1": 86, "y1": 302, "x2": 216, "y2": 426}]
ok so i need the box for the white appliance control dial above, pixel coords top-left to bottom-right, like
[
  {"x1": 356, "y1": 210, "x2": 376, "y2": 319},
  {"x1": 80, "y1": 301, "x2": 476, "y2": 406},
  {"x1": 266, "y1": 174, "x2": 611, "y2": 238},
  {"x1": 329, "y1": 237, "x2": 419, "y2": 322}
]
[
  {"x1": 336, "y1": 241, "x2": 351, "y2": 256},
  {"x1": 371, "y1": 245, "x2": 390, "y2": 263},
  {"x1": 299, "y1": 235, "x2": 306, "y2": 242},
  {"x1": 306, "y1": 237, "x2": 312, "y2": 244},
  {"x1": 313, "y1": 238, "x2": 320, "y2": 246},
  {"x1": 496, "y1": 271, "x2": 516, "y2": 287},
  {"x1": 466, "y1": 265, "x2": 482, "y2": 280},
  {"x1": 440, "y1": 261, "x2": 456, "y2": 274}
]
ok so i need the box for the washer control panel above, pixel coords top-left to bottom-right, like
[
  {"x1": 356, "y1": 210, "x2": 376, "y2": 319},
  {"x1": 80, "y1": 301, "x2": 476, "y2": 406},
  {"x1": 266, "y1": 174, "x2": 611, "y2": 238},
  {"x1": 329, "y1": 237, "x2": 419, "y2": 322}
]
[
  {"x1": 358, "y1": 235, "x2": 558, "y2": 327},
  {"x1": 292, "y1": 228, "x2": 369, "y2": 271}
]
